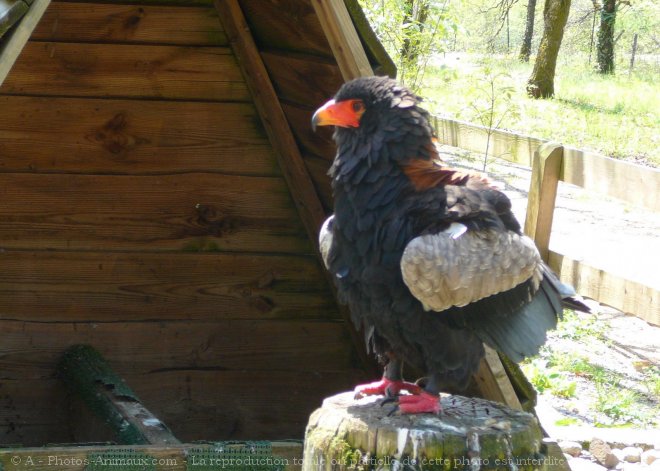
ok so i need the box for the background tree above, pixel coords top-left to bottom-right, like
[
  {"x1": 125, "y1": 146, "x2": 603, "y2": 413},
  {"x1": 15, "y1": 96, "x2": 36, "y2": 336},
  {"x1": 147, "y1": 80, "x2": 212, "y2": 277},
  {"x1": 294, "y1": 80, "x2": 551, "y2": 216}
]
[
  {"x1": 519, "y1": 0, "x2": 538, "y2": 61},
  {"x1": 527, "y1": 0, "x2": 572, "y2": 98},
  {"x1": 359, "y1": 0, "x2": 455, "y2": 92},
  {"x1": 400, "y1": 0, "x2": 431, "y2": 69},
  {"x1": 596, "y1": 0, "x2": 616, "y2": 73}
]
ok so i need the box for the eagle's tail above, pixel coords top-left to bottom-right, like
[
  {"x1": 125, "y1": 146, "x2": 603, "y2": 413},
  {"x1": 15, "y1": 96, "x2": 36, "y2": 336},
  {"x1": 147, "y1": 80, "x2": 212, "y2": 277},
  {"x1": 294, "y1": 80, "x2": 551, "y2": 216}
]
[{"x1": 472, "y1": 265, "x2": 589, "y2": 363}]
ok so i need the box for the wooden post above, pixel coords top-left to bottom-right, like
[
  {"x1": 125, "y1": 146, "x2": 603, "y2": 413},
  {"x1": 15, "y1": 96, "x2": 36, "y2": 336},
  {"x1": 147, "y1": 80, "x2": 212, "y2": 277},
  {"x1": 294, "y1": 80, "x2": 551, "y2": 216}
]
[
  {"x1": 59, "y1": 345, "x2": 180, "y2": 445},
  {"x1": 473, "y1": 346, "x2": 523, "y2": 410},
  {"x1": 524, "y1": 142, "x2": 563, "y2": 262},
  {"x1": 303, "y1": 392, "x2": 551, "y2": 470}
]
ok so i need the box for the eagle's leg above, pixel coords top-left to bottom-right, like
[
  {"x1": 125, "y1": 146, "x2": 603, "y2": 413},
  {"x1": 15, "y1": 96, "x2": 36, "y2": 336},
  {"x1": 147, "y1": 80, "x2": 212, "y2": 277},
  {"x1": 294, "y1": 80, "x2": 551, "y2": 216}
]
[
  {"x1": 354, "y1": 355, "x2": 422, "y2": 399},
  {"x1": 387, "y1": 374, "x2": 441, "y2": 415}
]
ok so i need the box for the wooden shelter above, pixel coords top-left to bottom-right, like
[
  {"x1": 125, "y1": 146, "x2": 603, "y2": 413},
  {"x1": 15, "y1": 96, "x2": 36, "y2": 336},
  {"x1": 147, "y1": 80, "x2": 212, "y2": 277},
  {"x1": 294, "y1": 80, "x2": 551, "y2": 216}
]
[
  {"x1": 0, "y1": 0, "x2": 527, "y2": 448},
  {"x1": 0, "y1": 0, "x2": 399, "y2": 445}
]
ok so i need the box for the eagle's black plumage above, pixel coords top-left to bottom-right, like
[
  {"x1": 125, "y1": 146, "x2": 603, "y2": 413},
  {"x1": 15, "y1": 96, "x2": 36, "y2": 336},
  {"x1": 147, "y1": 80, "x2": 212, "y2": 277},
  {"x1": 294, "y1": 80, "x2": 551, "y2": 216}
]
[{"x1": 314, "y1": 76, "x2": 583, "y2": 413}]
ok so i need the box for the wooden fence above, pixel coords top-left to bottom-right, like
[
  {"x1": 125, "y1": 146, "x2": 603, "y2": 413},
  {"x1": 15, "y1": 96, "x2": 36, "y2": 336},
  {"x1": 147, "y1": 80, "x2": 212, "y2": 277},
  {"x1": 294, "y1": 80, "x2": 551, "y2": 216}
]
[{"x1": 434, "y1": 116, "x2": 660, "y2": 327}]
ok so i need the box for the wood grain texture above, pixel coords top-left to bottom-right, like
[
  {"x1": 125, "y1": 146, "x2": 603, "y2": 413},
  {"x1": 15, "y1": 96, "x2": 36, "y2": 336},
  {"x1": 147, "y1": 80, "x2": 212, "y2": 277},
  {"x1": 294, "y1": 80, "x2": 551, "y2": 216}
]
[
  {"x1": 310, "y1": 0, "x2": 373, "y2": 80},
  {"x1": 0, "y1": 319, "x2": 354, "y2": 379},
  {"x1": 1, "y1": 42, "x2": 249, "y2": 100},
  {"x1": 561, "y1": 146, "x2": 660, "y2": 213},
  {"x1": 1, "y1": 372, "x2": 363, "y2": 445},
  {"x1": 216, "y1": 0, "x2": 327, "y2": 243},
  {"x1": 0, "y1": 251, "x2": 337, "y2": 322},
  {"x1": 523, "y1": 143, "x2": 563, "y2": 262},
  {"x1": 32, "y1": 2, "x2": 226, "y2": 45},
  {"x1": 302, "y1": 153, "x2": 333, "y2": 212},
  {"x1": 261, "y1": 50, "x2": 342, "y2": 108},
  {"x1": 238, "y1": 0, "x2": 332, "y2": 58},
  {"x1": 0, "y1": 173, "x2": 310, "y2": 253},
  {"x1": 281, "y1": 102, "x2": 336, "y2": 160},
  {"x1": 549, "y1": 251, "x2": 660, "y2": 327},
  {"x1": 473, "y1": 345, "x2": 523, "y2": 410},
  {"x1": 217, "y1": 0, "x2": 377, "y2": 376},
  {"x1": 0, "y1": 96, "x2": 280, "y2": 175}
]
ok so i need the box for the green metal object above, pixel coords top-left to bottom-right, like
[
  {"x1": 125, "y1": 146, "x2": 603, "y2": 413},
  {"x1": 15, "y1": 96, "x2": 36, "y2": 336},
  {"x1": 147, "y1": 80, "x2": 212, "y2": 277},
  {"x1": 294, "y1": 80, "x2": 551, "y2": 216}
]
[
  {"x1": 0, "y1": 0, "x2": 29, "y2": 38},
  {"x1": 187, "y1": 442, "x2": 285, "y2": 471},
  {"x1": 59, "y1": 345, "x2": 180, "y2": 446}
]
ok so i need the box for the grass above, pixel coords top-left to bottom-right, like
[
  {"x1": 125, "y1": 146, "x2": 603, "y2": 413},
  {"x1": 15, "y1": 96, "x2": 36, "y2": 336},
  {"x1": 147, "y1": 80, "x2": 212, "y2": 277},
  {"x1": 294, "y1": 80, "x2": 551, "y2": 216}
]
[
  {"x1": 421, "y1": 54, "x2": 660, "y2": 167},
  {"x1": 521, "y1": 310, "x2": 660, "y2": 428}
]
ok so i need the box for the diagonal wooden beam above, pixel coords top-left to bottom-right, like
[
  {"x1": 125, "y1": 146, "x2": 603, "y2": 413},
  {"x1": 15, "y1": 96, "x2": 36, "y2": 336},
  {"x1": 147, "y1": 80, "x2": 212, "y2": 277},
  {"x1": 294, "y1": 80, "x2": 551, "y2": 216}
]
[
  {"x1": 310, "y1": 0, "x2": 373, "y2": 80},
  {"x1": 214, "y1": 0, "x2": 377, "y2": 376}
]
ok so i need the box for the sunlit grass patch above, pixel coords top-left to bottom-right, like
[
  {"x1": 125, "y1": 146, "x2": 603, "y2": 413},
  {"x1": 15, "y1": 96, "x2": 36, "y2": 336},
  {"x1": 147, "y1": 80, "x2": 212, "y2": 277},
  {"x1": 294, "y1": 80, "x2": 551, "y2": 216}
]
[{"x1": 422, "y1": 55, "x2": 660, "y2": 166}]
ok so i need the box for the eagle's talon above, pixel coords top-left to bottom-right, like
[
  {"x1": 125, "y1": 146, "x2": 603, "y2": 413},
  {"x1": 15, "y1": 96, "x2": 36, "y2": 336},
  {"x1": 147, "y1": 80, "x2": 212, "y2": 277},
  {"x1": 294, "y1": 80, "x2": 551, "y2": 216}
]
[
  {"x1": 379, "y1": 396, "x2": 398, "y2": 407},
  {"x1": 354, "y1": 378, "x2": 423, "y2": 399},
  {"x1": 397, "y1": 392, "x2": 441, "y2": 414}
]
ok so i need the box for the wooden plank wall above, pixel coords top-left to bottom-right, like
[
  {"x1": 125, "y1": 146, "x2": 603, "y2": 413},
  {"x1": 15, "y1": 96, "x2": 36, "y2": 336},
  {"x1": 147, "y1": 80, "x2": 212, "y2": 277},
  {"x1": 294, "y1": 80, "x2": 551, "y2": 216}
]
[
  {"x1": 238, "y1": 0, "x2": 351, "y2": 212},
  {"x1": 0, "y1": 0, "x2": 364, "y2": 445}
]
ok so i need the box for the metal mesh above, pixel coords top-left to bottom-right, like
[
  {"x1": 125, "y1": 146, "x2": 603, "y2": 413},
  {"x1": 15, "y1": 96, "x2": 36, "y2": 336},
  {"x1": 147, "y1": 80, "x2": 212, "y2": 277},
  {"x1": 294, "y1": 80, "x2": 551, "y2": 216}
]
[{"x1": 187, "y1": 442, "x2": 285, "y2": 471}]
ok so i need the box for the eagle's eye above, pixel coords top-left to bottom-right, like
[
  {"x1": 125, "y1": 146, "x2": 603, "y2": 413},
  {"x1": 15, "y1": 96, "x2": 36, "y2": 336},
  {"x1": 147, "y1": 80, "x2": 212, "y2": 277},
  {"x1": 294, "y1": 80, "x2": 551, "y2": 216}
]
[{"x1": 351, "y1": 100, "x2": 364, "y2": 113}]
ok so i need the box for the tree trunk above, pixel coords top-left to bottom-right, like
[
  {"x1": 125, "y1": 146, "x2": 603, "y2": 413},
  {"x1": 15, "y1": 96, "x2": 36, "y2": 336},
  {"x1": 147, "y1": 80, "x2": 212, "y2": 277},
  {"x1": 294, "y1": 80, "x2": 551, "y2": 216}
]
[
  {"x1": 519, "y1": 0, "x2": 538, "y2": 62},
  {"x1": 526, "y1": 0, "x2": 572, "y2": 98},
  {"x1": 400, "y1": 0, "x2": 430, "y2": 67},
  {"x1": 303, "y1": 392, "x2": 549, "y2": 471},
  {"x1": 597, "y1": 0, "x2": 616, "y2": 74}
]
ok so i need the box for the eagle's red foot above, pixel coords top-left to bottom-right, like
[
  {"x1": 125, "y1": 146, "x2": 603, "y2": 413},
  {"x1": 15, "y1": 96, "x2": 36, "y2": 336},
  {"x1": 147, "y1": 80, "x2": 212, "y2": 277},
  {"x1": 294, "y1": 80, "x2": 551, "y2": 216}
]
[
  {"x1": 396, "y1": 391, "x2": 441, "y2": 414},
  {"x1": 354, "y1": 378, "x2": 423, "y2": 399}
]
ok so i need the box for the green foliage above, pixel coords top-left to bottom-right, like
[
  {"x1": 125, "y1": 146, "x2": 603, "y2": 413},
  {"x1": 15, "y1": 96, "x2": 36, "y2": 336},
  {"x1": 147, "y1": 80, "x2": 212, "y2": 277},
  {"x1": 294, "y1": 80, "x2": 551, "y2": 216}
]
[
  {"x1": 358, "y1": 0, "x2": 457, "y2": 92},
  {"x1": 594, "y1": 387, "x2": 639, "y2": 425},
  {"x1": 642, "y1": 365, "x2": 660, "y2": 398},
  {"x1": 521, "y1": 311, "x2": 660, "y2": 428},
  {"x1": 465, "y1": 63, "x2": 519, "y2": 170},
  {"x1": 522, "y1": 357, "x2": 577, "y2": 399},
  {"x1": 553, "y1": 310, "x2": 607, "y2": 342},
  {"x1": 422, "y1": 57, "x2": 660, "y2": 166}
]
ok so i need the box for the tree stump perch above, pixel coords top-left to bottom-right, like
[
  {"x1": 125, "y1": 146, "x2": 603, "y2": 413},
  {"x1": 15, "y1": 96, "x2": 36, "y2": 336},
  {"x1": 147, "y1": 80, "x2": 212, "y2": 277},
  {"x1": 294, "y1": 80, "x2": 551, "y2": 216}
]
[{"x1": 304, "y1": 392, "x2": 552, "y2": 470}]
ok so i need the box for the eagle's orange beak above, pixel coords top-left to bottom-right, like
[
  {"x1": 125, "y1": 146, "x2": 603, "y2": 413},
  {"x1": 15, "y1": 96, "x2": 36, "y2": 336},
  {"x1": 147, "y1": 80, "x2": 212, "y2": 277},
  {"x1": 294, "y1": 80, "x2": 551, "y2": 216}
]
[{"x1": 312, "y1": 99, "x2": 365, "y2": 131}]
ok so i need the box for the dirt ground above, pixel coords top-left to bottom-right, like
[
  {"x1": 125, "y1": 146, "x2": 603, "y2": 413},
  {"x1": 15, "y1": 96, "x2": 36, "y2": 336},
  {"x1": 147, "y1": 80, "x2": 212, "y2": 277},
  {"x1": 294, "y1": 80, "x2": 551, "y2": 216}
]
[{"x1": 439, "y1": 146, "x2": 660, "y2": 438}]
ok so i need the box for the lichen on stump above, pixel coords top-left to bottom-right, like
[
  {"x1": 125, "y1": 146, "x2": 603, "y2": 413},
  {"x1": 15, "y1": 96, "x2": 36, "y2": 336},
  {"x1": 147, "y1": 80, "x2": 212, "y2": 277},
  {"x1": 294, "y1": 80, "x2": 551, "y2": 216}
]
[{"x1": 303, "y1": 392, "x2": 547, "y2": 470}]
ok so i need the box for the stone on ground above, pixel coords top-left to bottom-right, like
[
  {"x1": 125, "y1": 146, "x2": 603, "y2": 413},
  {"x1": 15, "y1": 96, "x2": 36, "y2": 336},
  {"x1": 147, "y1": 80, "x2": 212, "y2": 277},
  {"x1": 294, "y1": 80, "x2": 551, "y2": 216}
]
[
  {"x1": 620, "y1": 446, "x2": 642, "y2": 463},
  {"x1": 589, "y1": 438, "x2": 620, "y2": 469},
  {"x1": 560, "y1": 440, "x2": 584, "y2": 457},
  {"x1": 642, "y1": 449, "x2": 660, "y2": 466}
]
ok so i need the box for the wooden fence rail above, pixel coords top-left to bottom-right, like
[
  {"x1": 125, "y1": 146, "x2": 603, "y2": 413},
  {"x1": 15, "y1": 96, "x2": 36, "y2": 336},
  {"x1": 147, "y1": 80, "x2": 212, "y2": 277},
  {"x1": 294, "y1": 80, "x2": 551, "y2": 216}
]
[{"x1": 433, "y1": 115, "x2": 660, "y2": 327}]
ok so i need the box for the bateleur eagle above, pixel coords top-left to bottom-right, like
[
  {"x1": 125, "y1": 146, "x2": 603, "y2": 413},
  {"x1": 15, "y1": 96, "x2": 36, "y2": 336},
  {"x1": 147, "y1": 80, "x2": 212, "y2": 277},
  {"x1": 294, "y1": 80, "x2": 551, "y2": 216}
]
[{"x1": 312, "y1": 76, "x2": 585, "y2": 414}]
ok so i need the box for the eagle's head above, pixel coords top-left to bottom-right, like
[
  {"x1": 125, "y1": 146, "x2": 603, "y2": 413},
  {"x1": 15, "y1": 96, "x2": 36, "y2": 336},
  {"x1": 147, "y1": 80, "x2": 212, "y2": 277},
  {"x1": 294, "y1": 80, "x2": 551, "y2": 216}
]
[{"x1": 312, "y1": 76, "x2": 436, "y2": 169}]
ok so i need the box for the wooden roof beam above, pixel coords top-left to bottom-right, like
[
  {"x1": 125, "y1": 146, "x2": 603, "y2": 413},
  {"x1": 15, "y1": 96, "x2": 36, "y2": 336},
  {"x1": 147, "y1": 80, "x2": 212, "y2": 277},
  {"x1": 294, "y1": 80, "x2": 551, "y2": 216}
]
[
  {"x1": 214, "y1": 0, "x2": 377, "y2": 376},
  {"x1": 310, "y1": 0, "x2": 373, "y2": 80}
]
